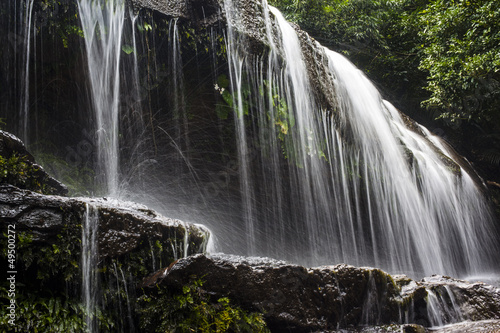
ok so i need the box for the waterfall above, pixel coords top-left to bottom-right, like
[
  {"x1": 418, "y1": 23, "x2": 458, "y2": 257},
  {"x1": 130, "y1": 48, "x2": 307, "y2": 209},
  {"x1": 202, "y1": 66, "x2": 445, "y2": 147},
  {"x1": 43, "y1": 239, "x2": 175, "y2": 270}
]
[
  {"x1": 10, "y1": 0, "x2": 495, "y2": 280},
  {"x1": 426, "y1": 286, "x2": 464, "y2": 327},
  {"x1": 220, "y1": 0, "x2": 499, "y2": 278},
  {"x1": 78, "y1": 0, "x2": 125, "y2": 197},
  {"x1": 82, "y1": 203, "x2": 100, "y2": 332}
]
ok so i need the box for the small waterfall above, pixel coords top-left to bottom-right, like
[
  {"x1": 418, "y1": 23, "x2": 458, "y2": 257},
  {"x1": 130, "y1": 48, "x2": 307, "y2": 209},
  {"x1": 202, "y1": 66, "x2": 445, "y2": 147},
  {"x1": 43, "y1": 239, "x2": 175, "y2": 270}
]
[
  {"x1": 82, "y1": 203, "x2": 100, "y2": 332},
  {"x1": 361, "y1": 272, "x2": 383, "y2": 325},
  {"x1": 221, "y1": 0, "x2": 499, "y2": 277},
  {"x1": 426, "y1": 287, "x2": 464, "y2": 327},
  {"x1": 78, "y1": 0, "x2": 125, "y2": 196}
]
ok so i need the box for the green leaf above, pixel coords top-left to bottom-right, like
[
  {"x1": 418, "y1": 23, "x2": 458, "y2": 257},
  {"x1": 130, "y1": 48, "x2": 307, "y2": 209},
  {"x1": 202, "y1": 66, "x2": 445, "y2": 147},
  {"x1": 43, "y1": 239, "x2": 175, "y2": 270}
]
[{"x1": 121, "y1": 44, "x2": 134, "y2": 54}]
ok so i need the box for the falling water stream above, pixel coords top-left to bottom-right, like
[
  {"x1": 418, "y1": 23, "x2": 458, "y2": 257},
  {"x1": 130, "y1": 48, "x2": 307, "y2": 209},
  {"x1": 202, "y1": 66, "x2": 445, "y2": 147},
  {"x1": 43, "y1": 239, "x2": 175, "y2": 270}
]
[
  {"x1": 82, "y1": 203, "x2": 100, "y2": 332},
  {"x1": 78, "y1": 0, "x2": 125, "y2": 197},
  {"x1": 77, "y1": 1, "x2": 126, "y2": 330},
  {"x1": 21, "y1": 0, "x2": 35, "y2": 144}
]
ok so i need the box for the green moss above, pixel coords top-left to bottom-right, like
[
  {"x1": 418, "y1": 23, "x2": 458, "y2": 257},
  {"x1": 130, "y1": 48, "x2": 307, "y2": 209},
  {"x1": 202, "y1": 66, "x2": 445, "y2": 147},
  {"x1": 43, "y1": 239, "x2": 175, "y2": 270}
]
[
  {"x1": 0, "y1": 153, "x2": 52, "y2": 194},
  {"x1": 138, "y1": 277, "x2": 270, "y2": 333},
  {"x1": 31, "y1": 149, "x2": 96, "y2": 196},
  {"x1": 10, "y1": 215, "x2": 82, "y2": 285}
]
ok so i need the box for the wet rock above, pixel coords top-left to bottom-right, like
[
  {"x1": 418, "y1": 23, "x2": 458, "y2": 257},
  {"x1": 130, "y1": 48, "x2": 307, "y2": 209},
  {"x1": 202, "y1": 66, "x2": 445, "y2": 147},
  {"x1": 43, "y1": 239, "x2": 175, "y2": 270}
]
[
  {"x1": 144, "y1": 254, "x2": 500, "y2": 332},
  {"x1": 132, "y1": 0, "x2": 222, "y2": 28},
  {"x1": 420, "y1": 275, "x2": 500, "y2": 323},
  {"x1": 144, "y1": 254, "x2": 404, "y2": 331},
  {"x1": 131, "y1": 0, "x2": 190, "y2": 19},
  {"x1": 427, "y1": 319, "x2": 500, "y2": 333},
  {"x1": 401, "y1": 324, "x2": 427, "y2": 333},
  {"x1": 0, "y1": 184, "x2": 210, "y2": 261},
  {"x1": 0, "y1": 130, "x2": 68, "y2": 195},
  {"x1": 132, "y1": 0, "x2": 338, "y2": 113}
]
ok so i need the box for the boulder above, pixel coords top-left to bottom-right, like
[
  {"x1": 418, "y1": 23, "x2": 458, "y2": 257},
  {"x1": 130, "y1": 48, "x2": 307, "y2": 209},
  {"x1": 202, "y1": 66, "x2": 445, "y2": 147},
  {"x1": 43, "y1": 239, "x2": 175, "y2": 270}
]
[
  {"x1": 143, "y1": 254, "x2": 500, "y2": 332},
  {"x1": 0, "y1": 130, "x2": 68, "y2": 195},
  {"x1": 0, "y1": 184, "x2": 211, "y2": 331},
  {"x1": 0, "y1": 184, "x2": 210, "y2": 263}
]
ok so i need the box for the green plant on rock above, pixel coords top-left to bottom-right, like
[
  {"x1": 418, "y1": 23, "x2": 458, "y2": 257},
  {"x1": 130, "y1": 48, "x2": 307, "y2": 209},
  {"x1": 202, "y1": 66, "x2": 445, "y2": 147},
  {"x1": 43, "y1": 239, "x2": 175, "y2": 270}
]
[
  {"x1": 9, "y1": 223, "x2": 81, "y2": 285},
  {"x1": 260, "y1": 79, "x2": 294, "y2": 141},
  {"x1": 36, "y1": 0, "x2": 84, "y2": 48},
  {"x1": 139, "y1": 277, "x2": 270, "y2": 333},
  {"x1": 0, "y1": 153, "x2": 50, "y2": 194},
  {"x1": 0, "y1": 287, "x2": 88, "y2": 332},
  {"x1": 32, "y1": 150, "x2": 95, "y2": 196},
  {"x1": 215, "y1": 74, "x2": 252, "y2": 119}
]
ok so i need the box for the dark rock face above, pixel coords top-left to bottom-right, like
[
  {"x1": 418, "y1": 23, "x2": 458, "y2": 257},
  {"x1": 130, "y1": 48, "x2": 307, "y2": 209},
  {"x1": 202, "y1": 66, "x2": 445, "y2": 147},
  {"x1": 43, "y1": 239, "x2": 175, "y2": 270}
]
[
  {"x1": 0, "y1": 184, "x2": 210, "y2": 261},
  {"x1": 133, "y1": 0, "x2": 338, "y2": 115},
  {"x1": 132, "y1": 0, "x2": 222, "y2": 27},
  {"x1": 0, "y1": 183, "x2": 211, "y2": 331},
  {"x1": 419, "y1": 275, "x2": 500, "y2": 324},
  {"x1": 144, "y1": 254, "x2": 500, "y2": 332},
  {"x1": 0, "y1": 130, "x2": 68, "y2": 195}
]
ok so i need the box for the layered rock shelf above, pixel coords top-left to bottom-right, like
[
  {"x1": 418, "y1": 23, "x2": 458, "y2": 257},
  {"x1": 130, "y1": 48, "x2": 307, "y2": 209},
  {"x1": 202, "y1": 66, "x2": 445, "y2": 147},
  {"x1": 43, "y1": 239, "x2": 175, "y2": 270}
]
[{"x1": 142, "y1": 253, "x2": 500, "y2": 332}]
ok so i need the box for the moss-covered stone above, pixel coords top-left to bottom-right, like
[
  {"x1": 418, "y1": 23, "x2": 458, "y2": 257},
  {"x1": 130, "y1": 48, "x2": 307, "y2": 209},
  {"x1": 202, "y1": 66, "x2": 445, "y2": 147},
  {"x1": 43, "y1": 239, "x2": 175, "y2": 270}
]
[
  {"x1": 0, "y1": 185, "x2": 210, "y2": 332},
  {"x1": 138, "y1": 276, "x2": 270, "y2": 332},
  {"x1": 0, "y1": 130, "x2": 68, "y2": 195}
]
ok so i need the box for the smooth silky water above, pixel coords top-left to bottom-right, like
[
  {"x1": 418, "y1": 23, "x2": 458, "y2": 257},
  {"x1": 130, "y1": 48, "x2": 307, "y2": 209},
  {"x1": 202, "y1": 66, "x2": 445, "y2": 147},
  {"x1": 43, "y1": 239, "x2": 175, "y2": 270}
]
[
  {"x1": 69, "y1": 0, "x2": 499, "y2": 280},
  {"x1": 78, "y1": 0, "x2": 125, "y2": 197},
  {"x1": 219, "y1": 0, "x2": 499, "y2": 279},
  {"x1": 82, "y1": 203, "x2": 100, "y2": 333},
  {"x1": 11, "y1": 0, "x2": 499, "y2": 328}
]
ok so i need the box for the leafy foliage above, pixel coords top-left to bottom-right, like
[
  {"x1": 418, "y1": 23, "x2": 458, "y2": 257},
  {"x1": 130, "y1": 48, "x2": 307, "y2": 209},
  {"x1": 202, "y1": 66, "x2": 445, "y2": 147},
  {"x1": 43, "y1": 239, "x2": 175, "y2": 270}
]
[
  {"x1": 0, "y1": 153, "x2": 51, "y2": 194},
  {"x1": 0, "y1": 288, "x2": 88, "y2": 332},
  {"x1": 139, "y1": 277, "x2": 270, "y2": 332},
  {"x1": 418, "y1": 0, "x2": 500, "y2": 123},
  {"x1": 32, "y1": 149, "x2": 95, "y2": 196}
]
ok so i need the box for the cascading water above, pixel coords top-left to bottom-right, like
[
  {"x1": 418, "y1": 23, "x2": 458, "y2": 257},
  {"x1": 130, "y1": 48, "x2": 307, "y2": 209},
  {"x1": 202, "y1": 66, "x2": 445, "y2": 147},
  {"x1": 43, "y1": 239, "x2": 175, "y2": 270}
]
[
  {"x1": 78, "y1": 0, "x2": 125, "y2": 197},
  {"x1": 9, "y1": 0, "x2": 497, "y2": 284},
  {"x1": 325, "y1": 50, "x2": 497, "y2": 276},
  {"x1": 82, "y1": 203, "x2": 100, "y2": 333},
  {"x1": 220, "y1": 0, "x2": 499, "y2": 278}
]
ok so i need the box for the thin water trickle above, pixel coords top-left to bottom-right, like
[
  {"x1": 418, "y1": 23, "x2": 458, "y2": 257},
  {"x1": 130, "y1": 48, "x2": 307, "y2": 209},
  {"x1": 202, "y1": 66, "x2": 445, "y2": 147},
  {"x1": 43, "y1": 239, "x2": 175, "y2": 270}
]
[
  {"x1": 425, "y1": 286, "x2": 465, "y2": 327},
  {"x1": 21, "y1": 0, "x2": 34, "y2": 144},
  {"x1": 82, "y1": 203, "x2": 100, "y2": 333}
]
